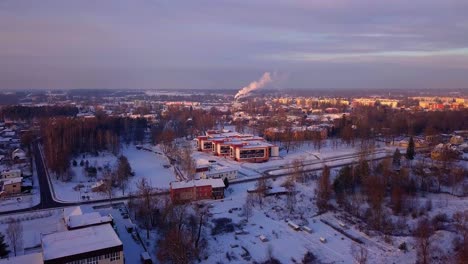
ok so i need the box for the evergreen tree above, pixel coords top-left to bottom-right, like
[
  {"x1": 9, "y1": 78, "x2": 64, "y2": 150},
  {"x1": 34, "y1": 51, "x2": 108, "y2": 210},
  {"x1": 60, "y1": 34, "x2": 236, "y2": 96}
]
[
  {"x1": 0, "y1": 232, "x2": 9, "y2": 258},
  {"x1": 406, "y1": 136, "x2": 415, "y2": 161},
  {"x1": 223, "y1": 177, "x2": 229, "y2": 189},
  {"x1": 392, "y1": 149, "x2": 401, "y2": 167}
]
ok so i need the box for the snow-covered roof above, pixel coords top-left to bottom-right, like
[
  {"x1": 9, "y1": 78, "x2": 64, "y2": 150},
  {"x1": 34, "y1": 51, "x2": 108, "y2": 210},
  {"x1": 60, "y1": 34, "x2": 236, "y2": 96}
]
[
  {"x1": 207, "y1": 164, "x2": 237, "y2": 174},
  {"x1": 0, "y1": 177, "x2": 22, "y2": 185},
  {"x1": 42, "y1": 224, "x2": 122, "y2": 261},
  {"x1": 171, "y1": 178, "x2": 225, "y2": 189},
  {"x1": 1, "y1": 169, "x2": 21, "y2": 175},
  {"x1": 63, "y1": 206, "x2": 83, "y2": 223},
  {"x1": 68, "y1": 212, "x2": 113, "y2": 229},
  {"x1": 235, "y1": 140, "x2": 274, "y2": 149},
  {"x1": 0, "y1": 252, "x2": 43, "y2": 264}
]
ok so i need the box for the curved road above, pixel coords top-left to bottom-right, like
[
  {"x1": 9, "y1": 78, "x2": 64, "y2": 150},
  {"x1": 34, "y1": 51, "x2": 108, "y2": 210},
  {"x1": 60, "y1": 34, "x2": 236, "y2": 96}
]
[{"x1": 0, "y1": 142, "x2": 398, "y2": 216}]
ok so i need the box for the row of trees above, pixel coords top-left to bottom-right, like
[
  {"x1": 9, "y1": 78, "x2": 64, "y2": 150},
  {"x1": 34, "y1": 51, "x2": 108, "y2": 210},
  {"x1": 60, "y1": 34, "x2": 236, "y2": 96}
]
[
  {"x1": 42, "y1": 116, "x2": 145, "y2": 178},
  {"x1": 0, "y1": 105, "x2": 78, "y2": 120}
]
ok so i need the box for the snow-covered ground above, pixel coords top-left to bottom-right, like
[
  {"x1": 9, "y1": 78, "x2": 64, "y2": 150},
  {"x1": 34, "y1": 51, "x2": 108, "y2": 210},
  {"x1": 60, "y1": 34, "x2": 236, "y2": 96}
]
[
  {"x1": 0, "y1": 209, "x2": 65, "y2": 257},
  {"x1": 50, "y1": 145, "x2": 176, "y2": 202},
  {"x1": 197, "y1": 179, "x2": 418, "y2": 264},
  {"x1": 192, "y1": 139, "x2": 399, "y2": 180}
]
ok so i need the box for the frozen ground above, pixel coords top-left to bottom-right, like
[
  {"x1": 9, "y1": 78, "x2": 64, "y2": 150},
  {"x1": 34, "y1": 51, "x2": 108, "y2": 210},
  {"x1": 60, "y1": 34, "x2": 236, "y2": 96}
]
[
  {"x1": 50, "y1": 145, "x2": 176, "y2": 202},
  {"x1": 0, "y1": 209, "x2": 65, "y2": 257},
  {"x1": 197, "y1": 179, "x2": 418, "y2": 264}
]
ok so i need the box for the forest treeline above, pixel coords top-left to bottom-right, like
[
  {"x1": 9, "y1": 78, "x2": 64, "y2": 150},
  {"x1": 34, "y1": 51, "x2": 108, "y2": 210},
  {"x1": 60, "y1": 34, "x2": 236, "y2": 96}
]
[
  {"x1": 0, "y1": 105, "x2": 79, "y2": 120},
  {"x1": 42, "y1": 116, "x2": 147, "y2": 177}
]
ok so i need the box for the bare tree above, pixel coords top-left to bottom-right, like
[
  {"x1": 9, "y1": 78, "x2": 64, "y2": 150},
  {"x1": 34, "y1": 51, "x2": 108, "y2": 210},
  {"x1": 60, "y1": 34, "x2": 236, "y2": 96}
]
[
  {"x1": 116, "y1": 155, "x2": 132, "y2": 195},
  {"x1": 243, "y1": 194, "x2": 254, "y2": 222},
  {"x1": 351, "y1": 244, "x2": 368, "y2": 264},
  {"x1": 255, "y1": 175, "x2": 269, "y2": 208},
  {"x1": 290, "y1": 158, "x2": 304, "y2": 183},
  {"x1": 414, "y1": 218, "x2": 434, "y2": 264},
  {"x1": 6, "y1": 218, "x2": 23, "y2": 257},
  {"x1": 316, "y1": 165, "x2": 331, "y2": 213},
  {"x1": 101, "y1": 169, "x2": 116, "y2": 204},
  {"x1": 157, "y1": 227, "x2": 195, "y2": 264},
  {"x1": 135, "y1": 178, "x2": 158, "y2": 239},
  {"x1": 453, "y1": 210, "x2": 468, "y2": 264},
  {"x1": 283, "y1": 176, "x2": 296, "y2": 214}
]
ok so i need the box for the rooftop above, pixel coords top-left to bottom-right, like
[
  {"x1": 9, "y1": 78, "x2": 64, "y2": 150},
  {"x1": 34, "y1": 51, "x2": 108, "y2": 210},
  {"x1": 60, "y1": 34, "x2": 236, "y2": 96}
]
[
  {"x1": 68, "y1": 212, "x2": 113, "y2": 229},
  {"x1": 171, "y1": 178, "x2": 225, "y2": 190},
  {"x1": 42, "y1": 224, "x2": 122, "y2": 261}
]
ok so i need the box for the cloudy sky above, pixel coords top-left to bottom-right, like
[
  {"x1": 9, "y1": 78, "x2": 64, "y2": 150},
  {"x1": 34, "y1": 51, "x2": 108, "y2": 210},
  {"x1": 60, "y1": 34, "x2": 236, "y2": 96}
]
[{"x1": 1, "y1": 0, "x2": 468, "y2": 90}]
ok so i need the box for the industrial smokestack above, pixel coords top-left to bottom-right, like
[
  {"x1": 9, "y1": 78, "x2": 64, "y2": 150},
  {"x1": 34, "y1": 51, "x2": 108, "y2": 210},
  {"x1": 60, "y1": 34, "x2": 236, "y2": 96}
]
[{"x1": 234, "y1": 72, "x2": 272, "y2": 100}]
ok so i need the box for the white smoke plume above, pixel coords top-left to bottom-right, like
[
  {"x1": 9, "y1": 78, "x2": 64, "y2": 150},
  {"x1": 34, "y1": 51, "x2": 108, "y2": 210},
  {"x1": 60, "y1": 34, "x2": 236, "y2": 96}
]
[{"x1": 234, "y1": 72, "x2": 272, "y2": 100}]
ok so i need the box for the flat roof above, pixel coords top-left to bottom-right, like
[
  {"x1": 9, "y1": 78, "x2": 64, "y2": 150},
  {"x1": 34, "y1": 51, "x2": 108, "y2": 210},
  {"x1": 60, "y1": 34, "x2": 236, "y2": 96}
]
[
  {"x1": 0, "y1": 177, "x2": 22, "y2": 184},
  {"x1": 171, "y1": 178, "x2": 225, "y2": 189},
  {"x1": 42, "y1": 224, "x2": 122, "y2": 261},
  {"x1": 237, "y1": 141, "x2": 274, "y2": 149},
  {"x1": 68, "y1": 212, "x2": 113, "y2": 229}
]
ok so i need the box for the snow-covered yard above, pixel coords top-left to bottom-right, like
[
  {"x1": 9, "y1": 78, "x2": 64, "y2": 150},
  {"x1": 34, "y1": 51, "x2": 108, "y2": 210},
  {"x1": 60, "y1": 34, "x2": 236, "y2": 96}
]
[
  {"x1": 198, "y1": 179, "x2": 419, "y2": 264},
  {"x1": 50, "y1": 144, "x2": 176, "y2": 202},
  {"x1": 0, "y1": 209, "x2": 65, "y2": 257}
]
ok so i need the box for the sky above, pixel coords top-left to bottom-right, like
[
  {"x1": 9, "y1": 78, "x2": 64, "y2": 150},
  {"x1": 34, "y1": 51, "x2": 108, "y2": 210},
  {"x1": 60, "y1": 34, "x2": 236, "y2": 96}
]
[{"x1": 1, "y1": 0, "x2": 468, "y2": 90}]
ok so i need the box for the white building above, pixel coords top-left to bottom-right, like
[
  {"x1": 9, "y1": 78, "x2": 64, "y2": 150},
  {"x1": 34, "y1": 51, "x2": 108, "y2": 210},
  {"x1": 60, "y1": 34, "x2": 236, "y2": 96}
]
[
  {"x1": 41, "y1": 224, "x2": 123, "y2": 264},
  {"x1": 1, "y1": 169, "x2": 22, "y2": 179}
]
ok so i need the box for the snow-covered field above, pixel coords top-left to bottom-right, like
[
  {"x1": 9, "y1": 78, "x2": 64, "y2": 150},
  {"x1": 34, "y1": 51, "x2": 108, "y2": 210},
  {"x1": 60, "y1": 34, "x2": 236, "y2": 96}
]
[
  {"x1": 50, "y1": 145, "x2": 176, "y2": 202},
  {"x1": 195, "y1": 177, "x2": 423, "y2": 264}
]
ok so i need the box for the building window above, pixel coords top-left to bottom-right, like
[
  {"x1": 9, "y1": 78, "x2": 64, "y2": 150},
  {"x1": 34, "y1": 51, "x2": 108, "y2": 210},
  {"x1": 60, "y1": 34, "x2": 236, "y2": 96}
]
[
  {"x1": 110, "y1": 251, "x2": 121, "y2": 261},
  {"x1": 87, "y1": 256, "x2": 98, "y2": 264}
]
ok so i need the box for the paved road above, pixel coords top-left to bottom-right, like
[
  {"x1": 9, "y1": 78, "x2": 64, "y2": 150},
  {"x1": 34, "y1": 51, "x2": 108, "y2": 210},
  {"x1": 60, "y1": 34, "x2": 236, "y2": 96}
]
[
  {"x1": 0, "y1": 142, "x2": 170, "y2": 216},
  {"x1": 0, "y1": 142, "x2": 393, "y2": 216}
]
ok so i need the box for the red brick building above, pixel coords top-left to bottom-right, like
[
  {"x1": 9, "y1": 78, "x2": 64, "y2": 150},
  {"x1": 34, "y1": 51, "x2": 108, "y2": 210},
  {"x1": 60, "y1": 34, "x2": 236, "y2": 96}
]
[{"x1": 170, "y1": 179, "x2": 225, "y2": 203}]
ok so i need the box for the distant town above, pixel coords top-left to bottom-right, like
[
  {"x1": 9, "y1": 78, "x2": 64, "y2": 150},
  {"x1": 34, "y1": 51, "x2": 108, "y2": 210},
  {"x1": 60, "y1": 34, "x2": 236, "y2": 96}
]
[{"x1": 0, "y1": 88, "x2": 466, "y2": 264}]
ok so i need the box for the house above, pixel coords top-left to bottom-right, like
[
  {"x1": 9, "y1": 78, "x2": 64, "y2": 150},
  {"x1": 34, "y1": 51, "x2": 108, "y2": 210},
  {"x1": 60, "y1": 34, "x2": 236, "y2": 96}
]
[
  {"x1": 398, "y1": 137, "x2": 428, "y2": 148},
  {"x1": 91, "y1": 180, "x2": 105, "y2": 192},
  {"x1": 1, "y1": 169, "x2": 22, "y2": 179},
  {"x1": 431, "y1": 143, "x2": 461, "y2": 161},
  {"x1": 0, "y1": 177, "x2": 22, "y2": 196},
  {"x1": 41, "y1": 224, "x2": 123, "y2": 264},
  {"x1": 170, "y1": 179, "x2": 225, "y2": 203},
  {"x1": 450, "y1": 135, "x2": 464, "y2": 145},
  {"x1": 11, "y1": 148, "x2": 26, "y2": 162},
  {"x1": 196, "y1": 162, "x2": 238, "y2": 181}
]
